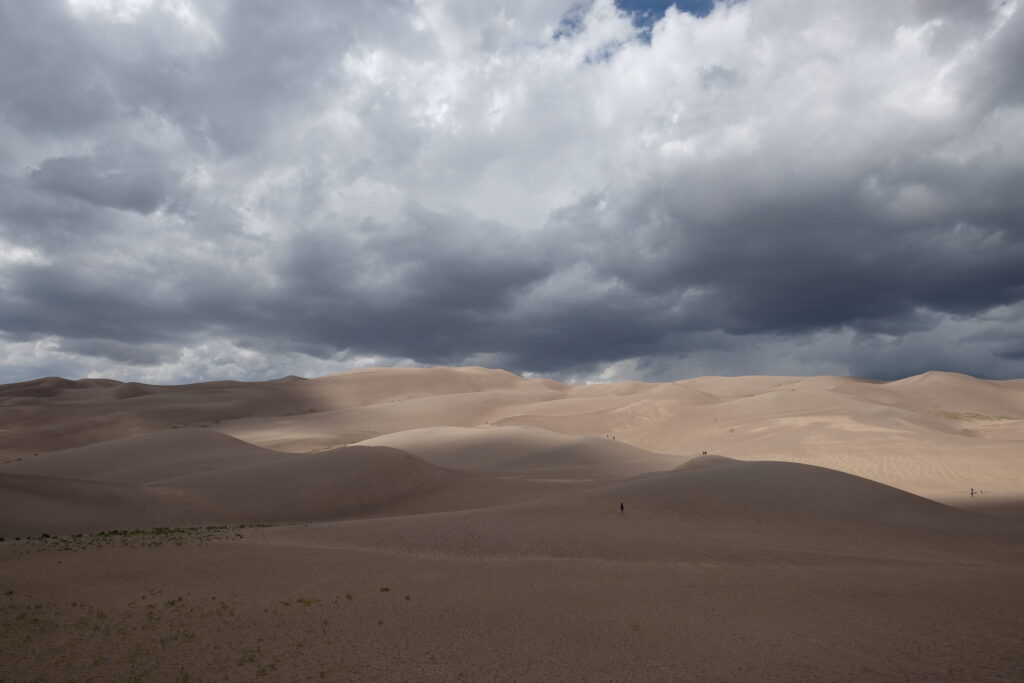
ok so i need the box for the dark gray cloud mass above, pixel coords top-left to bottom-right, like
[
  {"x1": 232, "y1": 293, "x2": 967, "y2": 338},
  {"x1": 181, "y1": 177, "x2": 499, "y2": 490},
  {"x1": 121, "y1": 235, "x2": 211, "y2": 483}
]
[
  {"x1": 30, "y1": 150, "x2": 177, "y2": 214},
  {"x1": 1, "y1": 0, "x2": 1023, "y2": 384}
]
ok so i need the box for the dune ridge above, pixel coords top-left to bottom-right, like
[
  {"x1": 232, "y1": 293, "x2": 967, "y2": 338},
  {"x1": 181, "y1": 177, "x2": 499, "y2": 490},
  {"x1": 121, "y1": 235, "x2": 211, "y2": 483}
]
[
  {"x1": 6, "y1": 365, "x2": 1022, "y2": 497},
  {"x1": 2, "y1": 365, "x2": 1023, "y2": 537}
]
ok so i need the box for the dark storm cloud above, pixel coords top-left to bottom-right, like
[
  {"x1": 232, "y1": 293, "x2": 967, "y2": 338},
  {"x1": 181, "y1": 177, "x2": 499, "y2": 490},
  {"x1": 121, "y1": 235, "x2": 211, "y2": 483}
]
[
  {"x1": 0, "y1": 1, "x2": 117, "y2": 136},
  {"x1": 567, "y1": 170, "x2": 1024, "y2": 337},
  {"x1": 1, "y1": 0, "x2": 1023, "y2": 383},
  {"x1": 30, "y1": 151, "x2": 177, "y2": 214},
  {"x1": 56, "y1": 337, "x2": 172, "y2": 365},
  {"x1": 265, "y1": 203, "x2": 554, "y2": 359}
]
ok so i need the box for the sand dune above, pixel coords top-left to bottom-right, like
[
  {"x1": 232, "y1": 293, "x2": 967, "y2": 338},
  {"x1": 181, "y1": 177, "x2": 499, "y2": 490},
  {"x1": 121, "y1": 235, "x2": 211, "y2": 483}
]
[
  {"x1": 0, "y1": 376, "x2": 323, "y2": 456},
  {"x1": 157, "y1": 443, "x2": 598, "y2": 524},
  {"x1": 301, "y1": 365, "x2": 560, "y2": 407},
  {"x1": 270, "y1": 455, "x2": 1019, "y2": 565},
  {"x1": 0, "y1": 472, "x2": 164, "y2": 536},
  {"x1": 4, "y1": 365, "x2": 1024, "y2": 528},
  {"x1": 3, "y1": 365, "x2": 1024, "y2": 500},
  {"x1": 154, "y1": 445, "x2": 455, "y2": 522},
  {"x1": 858, "y1": 371, "x2": 1024, "y2": 413},
  {"x1": 4, "y1": 366, "x2": 1024, "y2": 682},
  {"x1": 0, "y1": 441, "x2": 594, "y2": 536},
  {"x1": 213, "y1": 387, "x2": 564, "y2": 452},
  {"x1": 356, "y1": 425, "x2": 682, "y2": 478},
  {"x1": 614, "y1": 456, "x2": 970, "y2": 528},
  {"x1": 1, "y1": 439, "x2": 465, "y2": 535},
  {"x1": 0, "y1": 428, "x2": 287, "y2": 484}
]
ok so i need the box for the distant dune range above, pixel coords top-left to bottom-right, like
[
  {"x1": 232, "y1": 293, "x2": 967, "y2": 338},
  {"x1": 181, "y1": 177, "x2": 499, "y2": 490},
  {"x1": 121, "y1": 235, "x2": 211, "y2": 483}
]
[
  {"x1": 4, "y1": 367, "x2": 1024, "y2": 681},
  {"x1": 3, "y1": 367, "x2": 1024, "y2": 495},
  {"x1": 2, "y1": 365, "x2": 1023, "y2": 548}
]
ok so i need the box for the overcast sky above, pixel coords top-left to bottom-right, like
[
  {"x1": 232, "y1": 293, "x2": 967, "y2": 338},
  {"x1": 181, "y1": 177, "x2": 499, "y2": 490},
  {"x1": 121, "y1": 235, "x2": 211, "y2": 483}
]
[{"x1": 2, "y1": 0, "x2": 1023, "y2": 384}]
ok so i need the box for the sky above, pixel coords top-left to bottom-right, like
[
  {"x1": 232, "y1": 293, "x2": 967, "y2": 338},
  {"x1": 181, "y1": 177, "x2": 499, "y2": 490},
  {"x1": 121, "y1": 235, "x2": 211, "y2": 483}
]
[{"x1": 1, "y1": 0, "x2": 1023, "y2": 385}]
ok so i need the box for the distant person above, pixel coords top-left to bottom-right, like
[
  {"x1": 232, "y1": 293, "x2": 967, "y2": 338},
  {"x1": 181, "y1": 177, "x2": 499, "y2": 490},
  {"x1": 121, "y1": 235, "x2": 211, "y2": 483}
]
[
  {"x1": 970, "y1": 488, "x2": 975, "y2": 497},
  {"x1": 620, "y1": 502, "x2": 624, "y2": 515}
]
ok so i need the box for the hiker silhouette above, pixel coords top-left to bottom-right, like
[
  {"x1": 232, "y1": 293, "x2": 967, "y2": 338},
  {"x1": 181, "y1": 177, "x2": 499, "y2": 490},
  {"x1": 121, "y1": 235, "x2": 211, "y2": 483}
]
[{"x1": 620, "y1": 502, "x2": 624, "y2": 514}]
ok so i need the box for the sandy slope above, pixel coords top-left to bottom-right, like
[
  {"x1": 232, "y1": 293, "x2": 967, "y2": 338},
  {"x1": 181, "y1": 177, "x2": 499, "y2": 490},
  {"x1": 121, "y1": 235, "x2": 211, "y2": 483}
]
[
  {"x1": 0, "y1": 428, "x2": 287, "y2": 484},
  {"x1": 2, "y1": 365, "x2": 1023, "y2": 522},
  {"x1": 272, "y1": 455, "x2": 1018, "y2": 566},
  {"x1": 0, "y1": 441, "x2": 596, "y2": 537},
  {"x1": 0, "y1": 472, "x2": 166, "y2": 537},
  {"x1": 3, "y1": 366, "x2": 1024, "y2": 681},
  {"x1": 357, "y1": 425, "x2": 682, "y2": 478}
]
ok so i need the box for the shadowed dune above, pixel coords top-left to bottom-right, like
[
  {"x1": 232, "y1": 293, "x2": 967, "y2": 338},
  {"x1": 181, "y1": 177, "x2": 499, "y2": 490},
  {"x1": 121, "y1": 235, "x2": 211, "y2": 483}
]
[
  {"x1": 0, "y1": 443, "x2": 594, "y2": 536},
  {"x1": 1, "y1": 444, "x2": 466, "y2": 536},
  {"x1": 276, "y1": 455, "x2": 1017, "y2": 564},
  {"x1": 154, "y1": 446, "x2": 456, "y2": 523},
  {"x1": 0, "y1": 472, "x2": 165, "y2": 536},
  {"x1": 356, "y1": 425, "x2": 682, "y2": 478},
  {"x1": 0, "y1": 428, "x2": 288, "y2": 484}
]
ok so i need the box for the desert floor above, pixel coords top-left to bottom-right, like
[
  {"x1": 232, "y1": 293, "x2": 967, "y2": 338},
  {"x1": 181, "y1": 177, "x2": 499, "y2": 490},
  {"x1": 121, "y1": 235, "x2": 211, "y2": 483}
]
[{"x1": 2, "y1": 366, "x2": 1023, "y2": 681}]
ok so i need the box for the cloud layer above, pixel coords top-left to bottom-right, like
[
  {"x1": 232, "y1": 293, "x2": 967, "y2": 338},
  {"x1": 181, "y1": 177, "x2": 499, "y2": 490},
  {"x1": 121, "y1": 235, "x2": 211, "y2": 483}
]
[{"x1": 1, "y1": 0, "x2": 1023, "y2": 383}]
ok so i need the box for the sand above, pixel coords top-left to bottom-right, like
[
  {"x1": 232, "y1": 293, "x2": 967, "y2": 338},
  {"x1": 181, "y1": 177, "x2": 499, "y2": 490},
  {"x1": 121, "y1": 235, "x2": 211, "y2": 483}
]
[{"x1": 2, "y1": 366, "x2": 1024, "y2": 681}]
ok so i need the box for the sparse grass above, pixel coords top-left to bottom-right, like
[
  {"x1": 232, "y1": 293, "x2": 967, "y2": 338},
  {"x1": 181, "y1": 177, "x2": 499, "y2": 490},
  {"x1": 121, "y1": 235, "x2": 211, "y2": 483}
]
[
  {"x1": 938, "y1": 410, "x2": 1016, "y2": 422},
  {"x1": 3, "y1": 524, "x2": 272, "y2": 553},
  {"x1": 1, "y1": 533, "x2": 423, "y2": 681},
  {"x1": 0, "y1": 585, "x2": 374, "y2": 681}
]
